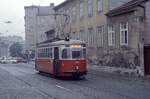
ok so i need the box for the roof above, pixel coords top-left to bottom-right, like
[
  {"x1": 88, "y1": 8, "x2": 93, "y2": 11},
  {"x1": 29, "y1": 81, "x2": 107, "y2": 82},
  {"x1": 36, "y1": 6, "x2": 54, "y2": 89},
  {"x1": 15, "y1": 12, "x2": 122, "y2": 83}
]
[
  {"x1": 37, "y1": 37, "x2": 64, "y2": 45},
  {"x1": 24, "y1": 5, "x2": 55, "y2": 16},
  {"x1": 106, "y1": 0, "x2": 148, "y2": 17},
  {"x1": 37, "y1": 38, "x2": 85, "y2": 48},
  {"x1": 54, "y1": 0, "x2": 73, "y2": 10},
  {"x1": 51, "y1": 40, "x2": 85, "y2": 46},
  {"x1": 45, "y1": 29, "x2": 55, "y2": 35},
  {"x1": 24, "y1": 5, "x2": 38, "y2": 9}
]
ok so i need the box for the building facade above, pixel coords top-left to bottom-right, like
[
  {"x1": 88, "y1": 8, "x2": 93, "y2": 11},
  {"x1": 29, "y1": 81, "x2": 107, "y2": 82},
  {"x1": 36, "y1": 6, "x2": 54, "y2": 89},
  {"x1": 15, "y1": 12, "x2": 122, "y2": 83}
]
[
  {"x1": 54, "y1": 0, "x2": 130, "y2": 63},
  {"x1": 24, "y1": 3, "x2": 55, "y2": 51},
  {"x1": 145, "y1": 0, "x2": 150, "y2": 44},
  {"x1": 106, "y1": 0, "x2": 150, "y2": 76},
  {"x1": 0, "y1": 42, "x2": 9, "y2": 57},
  {"x1": 54, "y1": 0, "x2": 150, "y2": 76},
  {"x1": 0, "y1": 35, "x2": 24, "y2": 57}
]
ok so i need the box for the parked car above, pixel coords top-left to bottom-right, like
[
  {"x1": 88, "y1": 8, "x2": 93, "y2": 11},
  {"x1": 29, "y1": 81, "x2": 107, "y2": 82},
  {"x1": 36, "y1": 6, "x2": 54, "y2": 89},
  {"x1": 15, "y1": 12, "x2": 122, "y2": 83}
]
[
  {"x1": 11, "y1": 59, "x2": 18, "y2": 63},
  {"x1": 17, "y1": 58, "x2": 27, "y2": 63},
  {"x1": 0, "y1": 59, "x2": 7, "y2": 64}
]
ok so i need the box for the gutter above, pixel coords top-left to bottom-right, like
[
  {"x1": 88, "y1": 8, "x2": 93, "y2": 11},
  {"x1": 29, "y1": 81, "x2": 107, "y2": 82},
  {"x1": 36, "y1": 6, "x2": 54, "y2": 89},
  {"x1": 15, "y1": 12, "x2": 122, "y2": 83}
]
[{"x1": 138, "y1": 4, "x2": 146, "y2": 19}]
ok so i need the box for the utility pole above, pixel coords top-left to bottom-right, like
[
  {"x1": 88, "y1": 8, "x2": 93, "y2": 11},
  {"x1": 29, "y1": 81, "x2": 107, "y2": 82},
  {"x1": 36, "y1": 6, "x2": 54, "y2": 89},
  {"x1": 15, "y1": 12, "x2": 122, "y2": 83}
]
[{"x1": 45, "y1": 12, "x2": 70, "y2": 38}]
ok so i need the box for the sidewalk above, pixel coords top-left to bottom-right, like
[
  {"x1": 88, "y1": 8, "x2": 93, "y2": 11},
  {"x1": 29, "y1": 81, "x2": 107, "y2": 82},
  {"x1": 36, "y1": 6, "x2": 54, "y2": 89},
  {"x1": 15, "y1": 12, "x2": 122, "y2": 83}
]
[{"x1": 87, "y1": 64, "x2": 150, "y2": 83}]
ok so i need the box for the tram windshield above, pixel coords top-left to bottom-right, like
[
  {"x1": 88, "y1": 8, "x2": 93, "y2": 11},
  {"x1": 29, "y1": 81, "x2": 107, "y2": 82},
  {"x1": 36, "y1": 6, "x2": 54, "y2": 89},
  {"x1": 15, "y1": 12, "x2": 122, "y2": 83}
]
[
  {"x1": 72, "y1": 48, "x2": 83, "y2": 59},
  {"x1": 61, "y1": 48, "x2": 86, "y2": 59},
  {"x1": 61, "y1": 48, "x2": 71, "y2": 59}
]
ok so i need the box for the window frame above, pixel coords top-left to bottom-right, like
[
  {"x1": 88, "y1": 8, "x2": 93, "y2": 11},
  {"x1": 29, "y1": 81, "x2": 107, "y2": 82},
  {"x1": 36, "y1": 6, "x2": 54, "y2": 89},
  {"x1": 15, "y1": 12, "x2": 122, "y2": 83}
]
[
  {"x1": 66, "y1": 9, "x2": 70, "y2": 24},
  {"x1": 108, "y1": 24, "x2": 115, "y2": 46},
  {"x1": 120, "y1": 22, "x2": 129, "y2": 46},
  {"x1": 97, "y1": 0, "x2": 103, "y2": 12},
  {"x1": 97, "y1": 25, "x2": 103, "y2": 47},
  {"x1": 72, "y1": 5, "x2": 77, "y2": 22},
  {"x1": 37, "y1": 47, "x2": 53, "y2": 59},
  {"x1": 80, "y1": 30, "x2": 85, "y2": 41},
  {"x1": 72, "y1": 32, "x2": 77, "y2": 40},
  {"x1": 80, "y1": 0, "x2": 84, "y2": 19},
  {"x1": 88, "y1": 0, "x2": 93, "y2": 17},
  {"x1": 88, "y1": 28, "x2": 94, "y2": 47}
]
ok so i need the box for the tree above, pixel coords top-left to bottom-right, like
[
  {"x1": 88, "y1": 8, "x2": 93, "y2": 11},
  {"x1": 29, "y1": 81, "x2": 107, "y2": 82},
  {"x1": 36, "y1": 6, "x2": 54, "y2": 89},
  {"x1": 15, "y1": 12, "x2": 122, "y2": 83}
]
[{"x1": 9, "y1": 42, "x2": 23, "y2": 57}]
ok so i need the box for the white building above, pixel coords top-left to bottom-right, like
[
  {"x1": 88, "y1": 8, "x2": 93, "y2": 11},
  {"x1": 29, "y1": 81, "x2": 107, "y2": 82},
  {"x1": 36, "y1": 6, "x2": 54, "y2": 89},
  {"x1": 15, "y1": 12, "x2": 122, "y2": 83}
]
[
  {"x1": 0, "y1": 35, "x2": 24, "y2": 57},
  {"x1": 24, "y1": 3, "x2": 55, "y2": 51}
]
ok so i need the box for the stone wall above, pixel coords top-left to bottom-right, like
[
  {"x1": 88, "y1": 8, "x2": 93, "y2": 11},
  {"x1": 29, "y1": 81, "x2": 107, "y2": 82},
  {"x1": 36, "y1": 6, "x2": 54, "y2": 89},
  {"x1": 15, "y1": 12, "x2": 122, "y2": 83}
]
[
  {"x1": 146, "y1": 0, "x2": 150, "y2": 44},
  {"x1": 87, "y1": 49, "x2": 140, "y2": 69}
]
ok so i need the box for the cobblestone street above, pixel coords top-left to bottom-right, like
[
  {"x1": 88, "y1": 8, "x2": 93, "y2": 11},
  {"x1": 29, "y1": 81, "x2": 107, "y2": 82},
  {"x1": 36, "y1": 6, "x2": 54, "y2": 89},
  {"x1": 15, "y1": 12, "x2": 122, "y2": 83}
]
[{"x1": 0, "y1": 63, "x2": 150, "y2": 99}]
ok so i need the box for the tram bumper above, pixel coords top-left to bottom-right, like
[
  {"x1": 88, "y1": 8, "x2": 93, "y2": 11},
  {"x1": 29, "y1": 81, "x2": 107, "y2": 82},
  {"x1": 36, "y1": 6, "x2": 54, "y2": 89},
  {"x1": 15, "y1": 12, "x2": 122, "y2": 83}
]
[{"x1": 63, "y1": 70, "x2": 87, "y2": 76}]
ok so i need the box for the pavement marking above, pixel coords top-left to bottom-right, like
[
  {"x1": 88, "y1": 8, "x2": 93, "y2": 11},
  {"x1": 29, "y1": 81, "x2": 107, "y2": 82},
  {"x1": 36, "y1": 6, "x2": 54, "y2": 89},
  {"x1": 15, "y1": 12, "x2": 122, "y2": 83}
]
[{"x1": 56, "y1": 85, "x2": 72, "y2": 92}]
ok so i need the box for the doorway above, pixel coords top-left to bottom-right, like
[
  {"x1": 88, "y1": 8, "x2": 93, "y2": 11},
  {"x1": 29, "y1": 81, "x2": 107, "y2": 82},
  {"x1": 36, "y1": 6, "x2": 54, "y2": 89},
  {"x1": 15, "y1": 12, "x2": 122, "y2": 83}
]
[{"x1": 54, "y1": 47, "x2": 59, "y2": 75}]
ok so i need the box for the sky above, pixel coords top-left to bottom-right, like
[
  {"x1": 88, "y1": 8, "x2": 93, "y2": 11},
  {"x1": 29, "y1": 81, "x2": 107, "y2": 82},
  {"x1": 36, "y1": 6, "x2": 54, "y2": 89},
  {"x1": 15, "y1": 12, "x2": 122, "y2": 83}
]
[{"x1": 0, "y1": 0, "x2": 65, "y2": 39}]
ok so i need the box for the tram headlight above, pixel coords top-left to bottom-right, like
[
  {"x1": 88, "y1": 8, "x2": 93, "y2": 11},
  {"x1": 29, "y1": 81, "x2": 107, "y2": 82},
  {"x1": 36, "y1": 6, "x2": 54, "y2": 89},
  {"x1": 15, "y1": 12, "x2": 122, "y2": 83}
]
[{"x1": 75, "y1": 66, "x2": 79, "y2": 70}]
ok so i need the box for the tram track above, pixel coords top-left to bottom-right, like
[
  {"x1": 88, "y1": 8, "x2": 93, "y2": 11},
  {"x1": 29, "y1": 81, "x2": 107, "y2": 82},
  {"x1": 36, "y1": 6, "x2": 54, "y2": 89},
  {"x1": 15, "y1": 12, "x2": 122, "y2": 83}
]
[
  {"x1": 1, "y1": 63, "x2": 150, "y2": 99},
  {"x1": 0, "y1": 64, "x2": 55, "y2": 99},
  {"x1": 0, "y1": 64, "x2": 87, "y2": 99},
  {"x1": 0, "y1": 65, "x2": 110, "y2": 99},
  {"x1": 27, "y1": 72, "x2": 134, "y2": 99},
  {"x1": 0, "y1": 64, "x2": 136, "y2": 99}
]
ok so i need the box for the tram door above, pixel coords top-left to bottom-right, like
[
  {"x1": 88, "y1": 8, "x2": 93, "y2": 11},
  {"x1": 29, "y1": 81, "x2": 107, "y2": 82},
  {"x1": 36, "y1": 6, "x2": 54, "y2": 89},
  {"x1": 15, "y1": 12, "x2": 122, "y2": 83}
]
[{"x1": 54, "y1": 47, "x2": 59, "y2": 75}]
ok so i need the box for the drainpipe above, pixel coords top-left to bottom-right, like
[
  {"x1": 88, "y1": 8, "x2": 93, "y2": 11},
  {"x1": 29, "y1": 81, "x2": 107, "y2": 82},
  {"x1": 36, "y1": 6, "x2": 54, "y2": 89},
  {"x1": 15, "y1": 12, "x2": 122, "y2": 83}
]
[
  {"x1": 137, "y1": 4, "x2": 146, "y2": 76},
  {"x1": 138, "y1": 4, "x2": 146, "y2": 19}
]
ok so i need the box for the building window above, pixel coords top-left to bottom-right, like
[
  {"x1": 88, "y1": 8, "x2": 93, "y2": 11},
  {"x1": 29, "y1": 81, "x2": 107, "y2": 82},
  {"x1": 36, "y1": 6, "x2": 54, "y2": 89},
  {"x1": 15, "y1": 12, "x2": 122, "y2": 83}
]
[
  {"x1": 120, "y1": 22, "x2": 128, "y2": 46},
  {"x1": 80, "y1": 0, "x2": 84, "y2": 19},
  {"x1": 88, "y1": 0, "x2": 93, "y2": 17},
  {"x1": 88, "y1": 28, "x2": 94, "y2": 47},
  {"x1": 108, "y1": 24, "x2": 115, "y2": 46},
  {"x1": 72, "y1": 6, "x2": 76, "y2": 22},
  {"x1": 97, "y1": 26, "x2": 103, "y2": 47},
  {"x1": 61, "y1": 14, "x2": 65, "y2": 26},
  {"x1": 80, "y1": 30, "x2": 85, "y2": 41},
  {"x1": 72, "y1": 32, "x2": 77, "y2": 40},
  {"x1": 97, "y1": 0, "x2": 102, "y2": 12},
  {"x1": 66, "y1": 9, "x2": 70, "y2": 24}
]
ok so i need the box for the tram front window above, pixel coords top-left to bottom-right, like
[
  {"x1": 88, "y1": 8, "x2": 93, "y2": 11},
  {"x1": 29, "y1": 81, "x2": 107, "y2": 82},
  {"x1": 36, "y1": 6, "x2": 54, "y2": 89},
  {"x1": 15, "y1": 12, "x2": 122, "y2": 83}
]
[
  {"x1": 72, "y1": 48, "x2": 86, "y2": 59},
  {"x1": 62, "y1": 48, "x2": 86, "y2": 59},
  {"x1": 72, "y1": 51, "x2": 82, "y2": 59},
  {"x1": 62, "y1": 49, "x2": 71, "y2": 59}
]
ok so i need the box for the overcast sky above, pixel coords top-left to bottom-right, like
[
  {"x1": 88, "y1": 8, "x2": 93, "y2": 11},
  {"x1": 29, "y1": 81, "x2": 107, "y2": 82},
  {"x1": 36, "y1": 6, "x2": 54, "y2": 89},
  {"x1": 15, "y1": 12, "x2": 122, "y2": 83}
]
[{"x1": 0, "y1": 0, "x2": 65, "y2": 39}]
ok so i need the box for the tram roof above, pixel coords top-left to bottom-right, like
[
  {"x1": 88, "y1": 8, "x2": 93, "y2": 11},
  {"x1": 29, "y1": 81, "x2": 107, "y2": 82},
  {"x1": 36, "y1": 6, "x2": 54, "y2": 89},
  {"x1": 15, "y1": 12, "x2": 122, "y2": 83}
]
[
  {"x1": 37, "y1": 39, "x2": 86, "y2": 48},
  {"x1": 51, "y1": 40, "x2": 85, "y2": 45}
]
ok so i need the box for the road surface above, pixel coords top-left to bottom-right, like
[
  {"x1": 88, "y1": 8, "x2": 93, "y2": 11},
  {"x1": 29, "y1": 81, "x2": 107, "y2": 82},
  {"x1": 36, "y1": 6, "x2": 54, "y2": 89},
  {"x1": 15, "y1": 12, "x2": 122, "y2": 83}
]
[{"x1": 0, "y1": 63, "x2": 150, "y2": 99}]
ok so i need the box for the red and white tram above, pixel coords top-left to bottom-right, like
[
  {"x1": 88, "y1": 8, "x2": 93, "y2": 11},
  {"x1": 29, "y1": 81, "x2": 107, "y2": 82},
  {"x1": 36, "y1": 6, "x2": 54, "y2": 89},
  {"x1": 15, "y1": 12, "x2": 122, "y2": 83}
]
[{"x1": 35, "y1": 38, "x2": 87, "y2": 77}]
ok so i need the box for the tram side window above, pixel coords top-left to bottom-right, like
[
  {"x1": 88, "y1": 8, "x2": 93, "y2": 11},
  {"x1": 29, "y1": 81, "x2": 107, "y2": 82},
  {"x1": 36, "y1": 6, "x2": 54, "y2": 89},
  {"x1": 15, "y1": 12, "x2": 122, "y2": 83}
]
[
  {"x1": 48, "y1": 48, "x2": 53, "y2": 58},
  {"x1": 37, "y1": 48, "x2": 53, "y2": 58},
  {"x1": 46, "y1": 48, "x2": 48, "y2": 57},
  {"x1": 48, "y1": 48, "x2": 50, "y2": 57},
  {"x1": 62, "y1": 49, "x2": 71, "y2": 59}
]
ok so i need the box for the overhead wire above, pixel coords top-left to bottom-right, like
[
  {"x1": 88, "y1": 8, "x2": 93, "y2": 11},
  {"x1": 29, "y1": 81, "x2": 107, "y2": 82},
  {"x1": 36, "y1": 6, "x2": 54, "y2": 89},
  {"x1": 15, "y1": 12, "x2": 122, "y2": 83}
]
[{"x1": 1, "y1": 16, "x2": 24, "y2": 36}]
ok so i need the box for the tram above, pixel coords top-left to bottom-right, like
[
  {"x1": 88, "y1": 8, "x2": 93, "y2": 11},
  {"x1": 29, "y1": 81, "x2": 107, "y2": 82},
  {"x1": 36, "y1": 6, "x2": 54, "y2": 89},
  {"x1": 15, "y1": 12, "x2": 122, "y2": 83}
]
[{"x1": 35, "y1": 37, "x2": 87, "y2": 77}]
